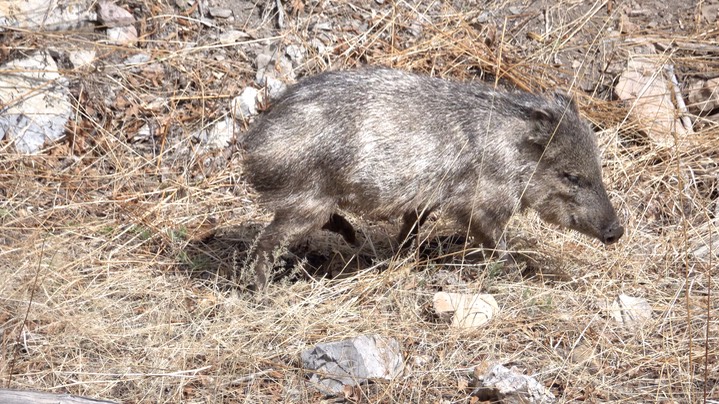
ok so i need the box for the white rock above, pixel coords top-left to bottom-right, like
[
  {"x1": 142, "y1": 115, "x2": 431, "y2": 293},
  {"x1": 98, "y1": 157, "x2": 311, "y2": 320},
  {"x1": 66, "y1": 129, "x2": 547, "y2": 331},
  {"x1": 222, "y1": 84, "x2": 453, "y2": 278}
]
[
  {"x1": 0, "y1": 52, "x2": 72, "y2": 154},
  {"x1": 311, "y1": 21, "x2": 332, "y2": 31},
  {"x1": 194, "y1": 117, "x2": 236, "y2": 152},
  {"x1": 232, "y1": 87, "x2": 259, "y2": 118},
  {"x1": 219, "y1": 30, "x2": 249, "y2": 45},
  {"x1": 607, "y1": 294, "x2": 652, "y2": 329},
  {"x1": 68, "y1": 50, "x2": 96, "y2": 69},
  {"x1": 615, "y1": 58, "x2": 688, "y2": 148},
  {"x1": 475, "y1": 364, "x2": 556, "y2": 403},
  {"x1": 693, "y1": 233, "x2": 719, "y2": 261},
  {"x1": 310, "y1": 38, "x2": 328, "y2": 55},
  {"x1": 133, "y1": 123, "x2": 154, "y2": 142},
  {"x1": 175, "y1": 0, "x2": 193, "y2": 9},
  {"x1": 262, "y1": 75, "x2": 288, "y2": 99},
  {"x1": 0, "y1": 0, "x2": 96, "y2": 30},
  {"x1": 107, "y1": 26, "x2": 138, "y2": 46},
  {"x1": 433, "y1": 292, "x2": 499, "y2": 329},
  {"x1": 255, "y1": 48, "x2": 295, "y2": 83}
]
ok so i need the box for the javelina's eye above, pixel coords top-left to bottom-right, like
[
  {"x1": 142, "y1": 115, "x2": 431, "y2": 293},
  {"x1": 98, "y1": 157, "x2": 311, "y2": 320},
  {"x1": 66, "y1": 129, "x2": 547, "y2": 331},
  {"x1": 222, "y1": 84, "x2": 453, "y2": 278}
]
[{"x1": 563, "y1": 173, "x2": 581, "y2": 186}]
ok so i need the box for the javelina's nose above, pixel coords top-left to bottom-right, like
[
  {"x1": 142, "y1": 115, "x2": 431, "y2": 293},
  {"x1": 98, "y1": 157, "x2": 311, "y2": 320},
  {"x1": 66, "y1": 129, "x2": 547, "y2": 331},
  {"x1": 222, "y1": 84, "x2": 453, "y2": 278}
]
[{"x1": 602, "y1": 221, "x2": 624, "y2": 244}]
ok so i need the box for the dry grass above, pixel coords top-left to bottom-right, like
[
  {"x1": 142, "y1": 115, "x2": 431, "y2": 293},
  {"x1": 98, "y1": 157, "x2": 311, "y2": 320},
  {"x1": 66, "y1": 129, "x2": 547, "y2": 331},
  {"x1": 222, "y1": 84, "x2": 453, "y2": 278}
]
[{"x1": 1, "y1": 0, "x2": 717, "y2": 402}]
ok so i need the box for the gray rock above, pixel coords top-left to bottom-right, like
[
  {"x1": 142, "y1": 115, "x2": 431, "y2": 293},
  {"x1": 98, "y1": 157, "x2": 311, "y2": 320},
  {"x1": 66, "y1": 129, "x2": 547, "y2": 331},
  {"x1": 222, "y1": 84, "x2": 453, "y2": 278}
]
[{"x1": 301, "y1": 334, "x2": 404, "y2": 394}]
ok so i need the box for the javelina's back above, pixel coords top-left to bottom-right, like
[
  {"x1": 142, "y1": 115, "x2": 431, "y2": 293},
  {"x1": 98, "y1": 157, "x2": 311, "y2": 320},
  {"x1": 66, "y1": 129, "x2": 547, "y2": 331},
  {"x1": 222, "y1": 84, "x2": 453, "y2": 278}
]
[
  {"x1": 243, "y1": 68, "x2": 623, "y2": 288},
  {"x1": 245, "y1": 69, "x2": 533, "y2": 217}
]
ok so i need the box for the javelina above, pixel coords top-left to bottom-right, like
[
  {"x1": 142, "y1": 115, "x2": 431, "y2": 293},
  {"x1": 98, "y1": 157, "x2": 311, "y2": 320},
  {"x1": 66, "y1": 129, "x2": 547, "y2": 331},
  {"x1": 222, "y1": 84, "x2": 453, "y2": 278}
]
[{"x1": 243, "y1": 68, "x2": 624, "y2": 288}]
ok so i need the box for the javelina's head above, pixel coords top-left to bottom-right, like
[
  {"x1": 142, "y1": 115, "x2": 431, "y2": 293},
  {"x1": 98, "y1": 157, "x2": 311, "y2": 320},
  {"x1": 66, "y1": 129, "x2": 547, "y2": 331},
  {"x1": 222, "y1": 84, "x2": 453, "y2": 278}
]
[{"x1": 520, "y1": 92, "x2": 624, "y2": 244}]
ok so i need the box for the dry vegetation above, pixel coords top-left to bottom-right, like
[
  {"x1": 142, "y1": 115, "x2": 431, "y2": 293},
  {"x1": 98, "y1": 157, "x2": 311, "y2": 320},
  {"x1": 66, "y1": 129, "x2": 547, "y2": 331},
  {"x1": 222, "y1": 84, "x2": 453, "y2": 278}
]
[{"x1": 1, "y1": 0, "x2": 717, "y2": 402}]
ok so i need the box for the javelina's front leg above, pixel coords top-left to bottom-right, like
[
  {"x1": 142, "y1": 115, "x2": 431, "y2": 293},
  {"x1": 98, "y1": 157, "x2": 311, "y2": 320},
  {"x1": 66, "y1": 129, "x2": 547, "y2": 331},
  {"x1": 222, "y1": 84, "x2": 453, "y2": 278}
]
[
  {"x1": 451, "y1": 208, "x2": 509, "y2": 259},
  {"x1": 396, "y1": 208, "x2": 434, "y2": 249}
]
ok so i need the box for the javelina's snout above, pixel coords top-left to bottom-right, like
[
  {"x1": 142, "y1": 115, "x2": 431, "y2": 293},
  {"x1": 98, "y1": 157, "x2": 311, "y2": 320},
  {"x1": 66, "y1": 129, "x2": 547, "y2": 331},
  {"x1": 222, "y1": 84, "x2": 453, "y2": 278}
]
[{"x1": 601, "y1": 220, "x2": 624, "y2": 245}]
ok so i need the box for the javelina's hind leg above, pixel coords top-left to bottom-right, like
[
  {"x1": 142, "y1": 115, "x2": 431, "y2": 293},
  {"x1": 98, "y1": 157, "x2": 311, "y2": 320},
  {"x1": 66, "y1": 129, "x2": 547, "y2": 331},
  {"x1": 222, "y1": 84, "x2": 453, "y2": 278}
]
[
  {"x1": 251, "y1": 204, "x2": 334, "y2": 289},
  {"x1": 321, "y1": 213, "x2": 358, "y2": 245},
  {"x1": 397, "y1": 209, "x2": 433, "y2": 249}
]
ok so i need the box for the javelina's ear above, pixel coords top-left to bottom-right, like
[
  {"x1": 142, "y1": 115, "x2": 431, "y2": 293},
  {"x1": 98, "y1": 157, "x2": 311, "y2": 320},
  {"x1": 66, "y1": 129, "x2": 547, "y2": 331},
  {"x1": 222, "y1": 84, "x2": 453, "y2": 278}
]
[
  {"x1": 553, "y1": 90, "x2": 579, "y2": 112},
  {"x1": 526, "y1": 107, "x2": 555, "y2": 147}
]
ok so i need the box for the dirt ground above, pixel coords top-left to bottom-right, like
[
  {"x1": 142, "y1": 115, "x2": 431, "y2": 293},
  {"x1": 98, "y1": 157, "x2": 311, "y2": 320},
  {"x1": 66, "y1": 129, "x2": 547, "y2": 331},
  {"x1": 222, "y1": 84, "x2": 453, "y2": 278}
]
[{"x1": 1, "y1": 0, "x2": 718, "y2": 402}]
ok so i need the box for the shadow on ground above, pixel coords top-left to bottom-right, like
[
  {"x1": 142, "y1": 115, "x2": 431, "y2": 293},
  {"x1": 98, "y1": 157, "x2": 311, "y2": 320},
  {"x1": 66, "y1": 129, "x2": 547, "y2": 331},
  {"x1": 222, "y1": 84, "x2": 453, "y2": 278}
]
[{"x1": 178, "y1": 220, "x2": 562, "y2": 291}]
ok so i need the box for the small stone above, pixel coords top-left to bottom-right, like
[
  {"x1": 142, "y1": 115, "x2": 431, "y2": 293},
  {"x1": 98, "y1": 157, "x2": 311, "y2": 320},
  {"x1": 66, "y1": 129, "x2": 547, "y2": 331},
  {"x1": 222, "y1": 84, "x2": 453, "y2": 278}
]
[
  {"x1": 262, "y1": 75, "x2": 288, "y2": 99},
  {"x1": 686, "y1": 78, "x2": 719, "y2": 115},
  {"x1": 0, "y1": 0, "x2": 97, "y2": 30},
  {"x1": 615, "y1": 57, "x2": 688, "y2": 148},
  {"x1": 219, "y1": 30, "x2": 249, "y2": 44},
  {"x1": 133, "y1": 123, "x2": 154, "y2": 142},
  {"x1": 254, "y1": 48, "x2": 294, "y2": 99},
  {"x1": 476, "y1": 12, "x2": 491, "y2": 24},
  {"x1": 209, "y1": 7, "x2": 232, "y2": 18},
  {"x1": 143, "y1": 97, "x2": 167, "y2": 112},
  {"x1": 407, "y1": 20, "x2": 422, "y2": 37},
  {"x1": 124, "y1": 53, "x2": 151, "y2": 65},
  {"x1": 175, "y1": 0, "x2": 193, "y2": 10},
  {"x1": 311, "y1": 21, "x2": 332, "y2": 31},
  {"x1": 620, "y1": 13, "x2": 639, "y2": 34},
  {"x1": 310, "y1": 38, "x2": 328, "y2": 55}
]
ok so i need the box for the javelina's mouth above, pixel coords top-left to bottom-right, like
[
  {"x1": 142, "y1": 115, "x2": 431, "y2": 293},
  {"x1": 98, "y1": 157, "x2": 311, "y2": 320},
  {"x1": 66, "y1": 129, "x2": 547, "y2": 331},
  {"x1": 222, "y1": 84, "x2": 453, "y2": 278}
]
[
  {"x1": 600, "y1": 221, "x2": 624, "y2": 245},
  {"x1": 569, "y1": 214, "x2": 607, "y2": 243}
]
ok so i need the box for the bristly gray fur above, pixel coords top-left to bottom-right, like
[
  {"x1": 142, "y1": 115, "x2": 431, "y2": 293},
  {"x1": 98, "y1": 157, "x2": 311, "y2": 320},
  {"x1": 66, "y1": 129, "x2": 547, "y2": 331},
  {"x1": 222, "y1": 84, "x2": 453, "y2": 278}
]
[{"x1": 242, "y1": 67, "x2": 624, "y2": 288}]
